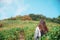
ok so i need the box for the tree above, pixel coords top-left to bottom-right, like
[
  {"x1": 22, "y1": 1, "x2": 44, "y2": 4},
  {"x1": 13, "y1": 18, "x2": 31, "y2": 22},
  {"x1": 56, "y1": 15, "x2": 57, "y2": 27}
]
[
  {"x1": 52, "y1": 15, "x2": 60, "y2": 24},
  {"x1": 29, "y1": 14, "x2": 46, "y2": 21}
]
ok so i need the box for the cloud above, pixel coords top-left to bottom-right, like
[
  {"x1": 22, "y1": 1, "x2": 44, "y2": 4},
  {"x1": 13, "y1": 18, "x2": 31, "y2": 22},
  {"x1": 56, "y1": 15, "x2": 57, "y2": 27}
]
[
  {"x1": 14, "y1": 4, "x2": 30, "y2": 16},
  {"x1": 0, "y1": 0, "x2": 30, "y2": 20},
  {"x1": 0, "y1": 0, "x2": 13, "y2": 5}
]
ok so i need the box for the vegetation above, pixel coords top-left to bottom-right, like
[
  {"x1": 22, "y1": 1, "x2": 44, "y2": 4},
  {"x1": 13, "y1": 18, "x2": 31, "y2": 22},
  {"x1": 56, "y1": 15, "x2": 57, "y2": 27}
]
[
  {"x1": 4, "y1": 14, "x2": 60, "y2": 24},
  {"x1": 0, "y1": 27, "x2": 21, "y2": 40},
  {"x1": 0, "y1": 24, "x2": 3, "y2": 27},
  {"x1": 52, "y1": 16, "x2": 60, "y2": 24},
  {"x1": 41, "y1": 26, "x2": 60, "y2": 40},
  {"x1": 29, "y1": 14, "x2": 46, "y2": 21},
  {"x1": 21, "y1": 15, "x2": 32, "y2": 21},
  {"x1": 0, "y1": 14, "x2": 60, "y2": 40},
  {"x1": 29, "y1": 14, "x2": 60, "y2": 24},
  {"x1": 0, "y1": 20, "x2": 60, "y2": 40}
]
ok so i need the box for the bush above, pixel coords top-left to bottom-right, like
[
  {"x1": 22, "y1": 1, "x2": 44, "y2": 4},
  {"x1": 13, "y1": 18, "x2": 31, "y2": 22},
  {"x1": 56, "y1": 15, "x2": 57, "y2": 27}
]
[
  {"x1": 0, "y1": 28, "x2": 21, "y2": 40},
  {"x1": 29, "y1": 14, "x2": 46, "y2": 21},
  {"x1": 41, "y1": 26, "x2": 60, "y2": 40},
  {"x1": 21, "y1": 15, "x2": 32, "y2": 21},
  {"x1": 0, "y1": 24, "x2": 3, "y2": 27}
]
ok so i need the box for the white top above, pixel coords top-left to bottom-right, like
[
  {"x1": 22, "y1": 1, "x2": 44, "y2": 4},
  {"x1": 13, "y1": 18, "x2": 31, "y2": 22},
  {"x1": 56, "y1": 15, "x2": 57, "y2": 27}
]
[{"x1": 34, "y1": 26, "x2": 41, "y2": 39}]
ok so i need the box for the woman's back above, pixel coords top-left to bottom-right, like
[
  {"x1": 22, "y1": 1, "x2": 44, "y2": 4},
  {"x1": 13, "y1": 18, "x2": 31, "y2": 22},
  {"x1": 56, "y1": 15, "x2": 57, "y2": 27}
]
[
  {"x1": 40, "y1": 19, "x2": 48, "y2": 33},
  {"x1": 34, "y1": 18, "x2": 48, "y2": 40}
]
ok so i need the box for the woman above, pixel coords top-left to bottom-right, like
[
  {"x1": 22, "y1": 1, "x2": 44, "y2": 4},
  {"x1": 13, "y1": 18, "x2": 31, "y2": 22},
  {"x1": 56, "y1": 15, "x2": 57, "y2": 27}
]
[{"x1": 34, "y1": 18, "x2": 48, "y2": 40}]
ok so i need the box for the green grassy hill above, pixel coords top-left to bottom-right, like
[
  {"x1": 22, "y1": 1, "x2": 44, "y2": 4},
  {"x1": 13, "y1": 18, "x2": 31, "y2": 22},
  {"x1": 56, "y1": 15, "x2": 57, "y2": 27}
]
[{"x1": 0, "y1": 20, "x2": 60, "y2": 40}]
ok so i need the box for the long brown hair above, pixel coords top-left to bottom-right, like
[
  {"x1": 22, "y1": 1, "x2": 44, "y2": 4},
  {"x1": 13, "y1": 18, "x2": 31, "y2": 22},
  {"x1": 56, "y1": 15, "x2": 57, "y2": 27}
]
[{"x1": 38, "y1": 19, "x2": 48, "y2": 33}]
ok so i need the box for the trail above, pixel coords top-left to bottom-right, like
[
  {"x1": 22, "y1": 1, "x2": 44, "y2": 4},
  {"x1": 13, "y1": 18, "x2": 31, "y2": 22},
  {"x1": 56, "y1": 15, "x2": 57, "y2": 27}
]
[{"x1": 20, "y1": 30, "x2": 25, "y2": 40}]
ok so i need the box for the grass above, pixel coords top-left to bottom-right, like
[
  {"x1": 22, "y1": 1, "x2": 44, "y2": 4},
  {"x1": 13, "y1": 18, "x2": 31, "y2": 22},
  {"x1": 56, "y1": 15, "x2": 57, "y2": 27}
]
[{"x1": 0, "y1": 20, "x2": 60, "y2": 40}]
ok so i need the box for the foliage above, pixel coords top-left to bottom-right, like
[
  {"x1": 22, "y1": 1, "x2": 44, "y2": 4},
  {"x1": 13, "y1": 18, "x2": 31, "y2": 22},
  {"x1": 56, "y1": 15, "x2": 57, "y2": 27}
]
[
  {"x1": 41, "y1": 26, "x2": 60, "y2": 40},
  {"x1": 0, "y1": 28, "x2": 21, "y2": 40},
  {"x1": 23, "y1": 24, "x2": 60, "y2": 40},
  {"x1": 0, "y1": 18, "x2": 60, "y2": 40},
  {"x1": 29, "y1": 14, "x2": 60, "y2": 24},
  {"x1": 21, "y1": 15, "x2": 32, "y2": 21},
  {"x1": 29, "y1": 14, "x2": 46, "y2": 21},
  {"x1": 3, "y1": 14, "x2": 60, "y2": 24},
  {"x1": 0, "y1": 23, "x2": 3, "y2": 27},
  {"x1": 52, "y1": 16, "x2": 60, "y2": 24}
]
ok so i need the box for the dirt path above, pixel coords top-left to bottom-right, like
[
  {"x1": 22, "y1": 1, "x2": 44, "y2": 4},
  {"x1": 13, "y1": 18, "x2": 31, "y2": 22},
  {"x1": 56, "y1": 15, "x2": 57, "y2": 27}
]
[{"x1": 20, "y1": 31, "x2": 25, "y2": 40}]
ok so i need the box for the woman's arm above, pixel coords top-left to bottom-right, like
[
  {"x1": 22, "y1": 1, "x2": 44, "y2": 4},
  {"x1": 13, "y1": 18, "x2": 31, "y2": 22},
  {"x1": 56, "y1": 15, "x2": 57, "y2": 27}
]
[
  {"x1": 34, "y1": 27, "x2": 38, "y2": 38},
  {"x1": 38, "y1": 29, "x2": 41, "y2": 37}
]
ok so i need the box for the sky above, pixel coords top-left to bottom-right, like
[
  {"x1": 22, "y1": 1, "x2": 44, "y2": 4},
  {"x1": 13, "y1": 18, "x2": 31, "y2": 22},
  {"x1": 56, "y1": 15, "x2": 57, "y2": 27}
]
[{"x1": 0, "y1": 0, "x2": 60, "y2": 20}]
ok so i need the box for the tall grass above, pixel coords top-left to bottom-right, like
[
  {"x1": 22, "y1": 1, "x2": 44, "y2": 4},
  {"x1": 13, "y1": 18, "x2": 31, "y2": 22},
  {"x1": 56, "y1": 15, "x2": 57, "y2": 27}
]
[{"x1": 0, "y1": 20, "x2": 60, "y2": 40}]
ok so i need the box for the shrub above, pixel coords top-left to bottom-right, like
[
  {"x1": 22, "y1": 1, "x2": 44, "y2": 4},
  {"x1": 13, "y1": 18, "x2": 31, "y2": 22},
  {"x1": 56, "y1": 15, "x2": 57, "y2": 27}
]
[
  {"x1": 0, "y1": 24, "x2": 3, "y2": 27},
  {"x1": 21, "y1": 15, "x2": 32, "y2": 21},
  {"x1": 41, "y1": 26, "x2": 60, "y2": 40},
  {"x1": 0, "y1": 28, "x2": 21, "y2": 40}
]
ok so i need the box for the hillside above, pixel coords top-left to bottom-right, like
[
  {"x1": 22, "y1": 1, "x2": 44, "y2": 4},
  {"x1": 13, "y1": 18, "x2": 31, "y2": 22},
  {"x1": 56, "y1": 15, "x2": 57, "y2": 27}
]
[
  {"x1": 0, "y1": 20, "x2": 60, "y2": 30},
  {"x1": 0, "y1": 19, "x2": 60, "y2": 40}
]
